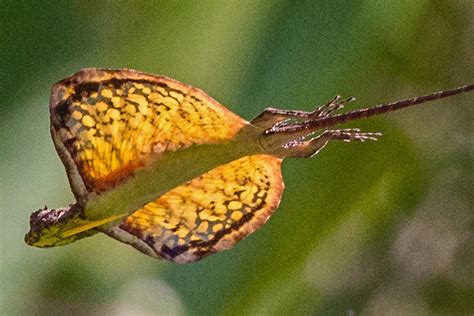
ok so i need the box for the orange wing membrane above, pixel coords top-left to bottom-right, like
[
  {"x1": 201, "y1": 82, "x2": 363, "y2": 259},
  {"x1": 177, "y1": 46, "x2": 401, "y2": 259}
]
[
  {"x1": 50, "y1": 68, "x2": 246, "y2": 196},
  {"x1": 103, "y1": 155, "x2": 283, "y2": 263}
]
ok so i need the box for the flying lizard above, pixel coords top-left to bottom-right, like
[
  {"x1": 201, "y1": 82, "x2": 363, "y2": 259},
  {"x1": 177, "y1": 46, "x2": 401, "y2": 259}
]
[{"x1": 24, "y1": 68, "x2": 473, "y2": 263}]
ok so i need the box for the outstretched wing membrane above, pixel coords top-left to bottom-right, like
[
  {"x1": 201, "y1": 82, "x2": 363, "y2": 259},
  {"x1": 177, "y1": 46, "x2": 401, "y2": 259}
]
[
  {"x1": 50, "y1": 68, "x2": 246, "y2": 197},
  {"x1": 103, "y1": 154, "x2": 284, "y2": 263}
]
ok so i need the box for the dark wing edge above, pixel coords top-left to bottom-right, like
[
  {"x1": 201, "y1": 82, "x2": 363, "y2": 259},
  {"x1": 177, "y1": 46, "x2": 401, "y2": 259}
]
[{"x1": 50, "y1": 82, "x2": 89, "y2": 203}]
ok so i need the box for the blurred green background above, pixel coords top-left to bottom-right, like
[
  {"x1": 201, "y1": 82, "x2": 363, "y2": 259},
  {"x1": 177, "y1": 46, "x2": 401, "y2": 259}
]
[{"x1": 1, "y1": 1, "x2": 473, "y2": 315}]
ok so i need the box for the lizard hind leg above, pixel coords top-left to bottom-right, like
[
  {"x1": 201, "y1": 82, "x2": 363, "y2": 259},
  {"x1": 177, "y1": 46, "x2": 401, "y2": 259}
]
[
  {"x1": 276, "y1": 129, "x2": 381, "y2": 158},
  {"x1": 250, "y1": 95, "x2": 356, "y2": 130}
]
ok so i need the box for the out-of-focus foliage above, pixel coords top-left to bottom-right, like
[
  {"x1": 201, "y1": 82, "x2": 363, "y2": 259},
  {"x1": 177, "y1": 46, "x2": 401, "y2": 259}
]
[{"x1": 1, "y1": 1, "x2": 472, "y2": 315}]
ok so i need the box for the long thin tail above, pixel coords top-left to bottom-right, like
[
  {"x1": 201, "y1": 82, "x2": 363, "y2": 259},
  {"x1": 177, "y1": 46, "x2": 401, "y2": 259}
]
[{"x1": 276, "y1": 84, "x2": 474, "y2": 135}]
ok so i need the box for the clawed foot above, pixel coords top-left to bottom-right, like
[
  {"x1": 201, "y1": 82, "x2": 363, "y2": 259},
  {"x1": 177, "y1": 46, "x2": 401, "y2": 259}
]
[
  {"x1": 310, "y1": 95, "x2": 356, "y2": 118},
  {"x1": 326, "y1": 128, "x2": 381, "y2": 142}
]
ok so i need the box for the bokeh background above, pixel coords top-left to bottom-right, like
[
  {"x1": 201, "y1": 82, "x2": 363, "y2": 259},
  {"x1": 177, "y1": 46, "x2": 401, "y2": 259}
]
[{"x1": 1, "y1": 1, "x2": 473, "y2": 315}]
